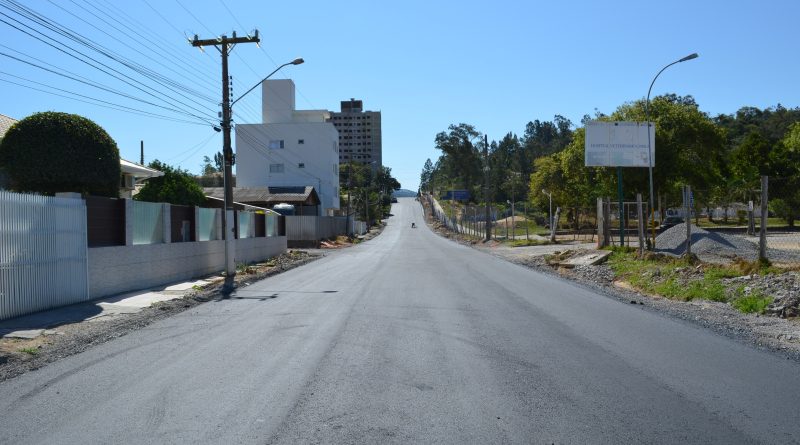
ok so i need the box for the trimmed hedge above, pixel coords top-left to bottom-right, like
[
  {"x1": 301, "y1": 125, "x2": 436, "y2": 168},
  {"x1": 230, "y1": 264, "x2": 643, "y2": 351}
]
[{"x1": 0, "y1": 111, "x2": 120, "y2": 197}]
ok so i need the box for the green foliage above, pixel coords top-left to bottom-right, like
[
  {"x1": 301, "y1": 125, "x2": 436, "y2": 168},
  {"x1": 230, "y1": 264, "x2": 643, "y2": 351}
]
[
  {"x1": 134, "y1": 160, "x2": 205, "y2": 206},
  {"x1": 0, "y1": 111, "x2": 120, "y2": 197},
  {"x1": 509, "y1": 238, "x2": 552, "y2": 247},
  {"x1": 434, "y1": 123, "x2": 483, "y2": 195},
  {"x1": 731, "y1": 291, "x2": 772, "y2": 314},
  {"x1": 18, "y1": 347, "x2": 39, "y2": 355},
  {"x1": 420, "y1": 158, "x2": 434, "y2": 192},
  {"x1": 608, "y1": 250, "x2": 744, "y2": 303}
]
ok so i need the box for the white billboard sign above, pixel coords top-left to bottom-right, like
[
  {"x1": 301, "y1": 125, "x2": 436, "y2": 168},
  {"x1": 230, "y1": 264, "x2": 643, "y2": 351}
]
[{"x1": 584, "y1": 121, "x2": 655, "y2": 167}]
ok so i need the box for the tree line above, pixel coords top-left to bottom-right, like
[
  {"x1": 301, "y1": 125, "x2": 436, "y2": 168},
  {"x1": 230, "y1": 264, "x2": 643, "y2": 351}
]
[{"x1": 420, "y1": 96, "x2": 800, "y2": 226}]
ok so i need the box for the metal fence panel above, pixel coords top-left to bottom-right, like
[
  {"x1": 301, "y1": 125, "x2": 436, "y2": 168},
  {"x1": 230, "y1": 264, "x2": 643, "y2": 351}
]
[
  {"x1": 238, "y1": 211, "x2": 254, "y2": 239},
  {"x1": 265, "y1": 213, "x2": 279, "y2": 237},
  {"x1": 198, "y1": 208, "x2": 220, "y2": 241},
  {"x1": 132, "y1": 200, "x2": 163, "y2": 245},
  {"x1": 285, "y1": 216, "x2": 351, "y2": 240},
  {"x1": 0, "y1": 191, "x2": 88, "y2": 320}
]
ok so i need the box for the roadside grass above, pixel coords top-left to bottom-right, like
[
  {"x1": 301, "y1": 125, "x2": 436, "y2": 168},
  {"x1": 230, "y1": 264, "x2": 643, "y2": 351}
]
[
  {"x1": 607, "y1": 248, "x2": 776, "y2": 312},
  {"x1": 509, "y1": 238, "x2": 552, "y2": 247},
  {"x1": 17, "y1": 347, "x2": 38, "y2": 356},
  {"x1": 731, "y1": 288, "x2": 772, "y2": 314}
]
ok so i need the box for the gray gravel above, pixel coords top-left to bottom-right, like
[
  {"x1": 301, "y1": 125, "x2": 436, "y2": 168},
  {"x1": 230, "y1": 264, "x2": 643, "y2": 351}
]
[
  {"x1": 656, "y1": 223, "x2": 760, "y2": 263},
  {"x1": 656, "y1": 223, "x2": 800, "y2": 265}
]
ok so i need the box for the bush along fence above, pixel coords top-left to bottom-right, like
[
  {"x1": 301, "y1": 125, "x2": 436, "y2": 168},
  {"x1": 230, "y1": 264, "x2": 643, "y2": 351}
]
[
  {"x1": 597, "y1": 176, "x2": 800, "y2": 267},
  {"x1": 0, "y1": 190, "x2": 287, "y2": 320}
]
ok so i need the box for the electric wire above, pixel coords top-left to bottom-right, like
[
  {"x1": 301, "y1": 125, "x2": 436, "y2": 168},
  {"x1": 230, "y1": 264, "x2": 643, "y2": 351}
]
[
  {"x1": 0, "y1": 2, "x2": 218, "y2": 124},
  {"x1": 0, "y1": 76, "x2": 208, "y2": 126},
  {"x1": 46, "y1": 0, "x2": 218, "y2": 104},
  {"x1": 0, "y1": 49, "x2": 215, "y2": 125},
  {"x1": 0, "y1": 0, "x2": 218, "y2": 118}
]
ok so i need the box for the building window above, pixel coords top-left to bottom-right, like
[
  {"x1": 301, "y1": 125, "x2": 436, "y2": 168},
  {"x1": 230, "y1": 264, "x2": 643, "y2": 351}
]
[
  {"x1": 269, "y1": 163, "x2": 284, "y2": 173},
  {"x1": 298, "y1": 139, "x2": 305, "y2": 145},
  {"x1": 298, "y1": 163, "x2": 305, "y2": 168},
  {"x1": 269, "y1": 140, "x2": 284, "y2": 149}
]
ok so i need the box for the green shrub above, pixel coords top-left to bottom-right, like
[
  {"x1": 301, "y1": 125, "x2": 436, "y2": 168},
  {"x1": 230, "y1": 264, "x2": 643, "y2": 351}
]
[
  {"x1": 0, "y1": 112, "x2": 120, "y2": 197},
  {"x1": 134, "y1": 160, "x2": 205, "y2": 206},
  {"x1": 732, "y1": 294, "x2": 772, "y2": 314}
]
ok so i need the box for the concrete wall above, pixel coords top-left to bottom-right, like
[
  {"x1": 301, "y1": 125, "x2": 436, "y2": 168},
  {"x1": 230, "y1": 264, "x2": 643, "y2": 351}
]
[{"x1": 88, "y1": 236, "x2": 287, "y2": 298}]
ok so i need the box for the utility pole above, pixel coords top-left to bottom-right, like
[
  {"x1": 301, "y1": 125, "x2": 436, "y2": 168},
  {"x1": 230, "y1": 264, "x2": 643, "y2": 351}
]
[
  {"x1": 192, "y1": 31, "x2": 260, "y2": 293},
  {"x1": 483, "y1": 134, "x2": 491, "y2": 241},
  {"x1": 140, "y1": 140, "x2": 144, "y2": 165}
]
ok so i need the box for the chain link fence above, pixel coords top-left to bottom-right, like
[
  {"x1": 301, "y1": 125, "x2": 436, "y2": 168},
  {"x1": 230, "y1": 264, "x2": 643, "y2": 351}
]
[{"x1": 597, "y1": 177, "x2": 800, "y2": 267}]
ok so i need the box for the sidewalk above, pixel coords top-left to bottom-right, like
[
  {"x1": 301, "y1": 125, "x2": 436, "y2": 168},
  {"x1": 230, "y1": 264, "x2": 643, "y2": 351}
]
[{"x1": 0, "y1": 278, "x2": 220, "y2": 340}]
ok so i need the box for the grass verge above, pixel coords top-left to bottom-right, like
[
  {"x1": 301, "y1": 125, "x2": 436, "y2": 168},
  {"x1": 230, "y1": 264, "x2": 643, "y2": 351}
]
[{"x1": 606, "y1": 248, "x2": 777, "y2": 313}]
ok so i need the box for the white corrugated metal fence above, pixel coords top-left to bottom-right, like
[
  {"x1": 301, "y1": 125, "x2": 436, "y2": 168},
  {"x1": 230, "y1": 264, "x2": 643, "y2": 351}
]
[{"x1": 0, "y1": 191, "x2": 88, "y2": 320}]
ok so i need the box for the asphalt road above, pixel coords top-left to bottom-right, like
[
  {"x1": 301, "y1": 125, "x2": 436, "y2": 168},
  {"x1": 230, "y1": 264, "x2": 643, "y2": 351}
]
[{"x1": 1, "y1": 197, "x2": 799, "y2": 444}]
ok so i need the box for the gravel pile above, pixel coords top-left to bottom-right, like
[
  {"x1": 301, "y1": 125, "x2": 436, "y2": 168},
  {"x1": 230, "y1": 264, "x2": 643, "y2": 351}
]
[{"x1": 655, "y1": 223, "x2": 760, "y2": 263}]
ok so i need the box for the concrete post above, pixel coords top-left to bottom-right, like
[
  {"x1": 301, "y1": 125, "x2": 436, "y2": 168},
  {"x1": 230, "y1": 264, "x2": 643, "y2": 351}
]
[
  {"x1": 759, "y1": 176, "x2": 768, "y2": 261},
  {"x1": 124, "y1": 199, "x2": 134, "y2": 246},
  {"x1": 684, "y1": 185, "x2": 692, "y2": 258},
  {"x1": 194, "y1": 206, "x2": 200, "y2": 242},
  {"x1": 637, "y1": 193, "x2": 645, "y2": 256},
  {"x1": 597, "y1": 197, "x2": 605, "y2": 248},
  {"x1": 550, "y1": 207, "x2": 561, "y2": 243},
  {"x1": 162, "y1": 203, "x2": 171, "y2": 244},
  {"x1": 215, "y1": 209, "x2": 223, "y2": 241}
]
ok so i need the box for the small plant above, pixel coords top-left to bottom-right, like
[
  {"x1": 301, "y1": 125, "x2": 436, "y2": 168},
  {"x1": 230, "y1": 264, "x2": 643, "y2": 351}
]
[
  {"x1": 510, "y1": 239, "x2": 552, "y2": 247},
  {"x1": 732, "y1": 293, "x2": 772, "y2": 314},
  {"x1": 236, "y1": 262, "x2": 256, "y2": 274},
  {"x1": 733, "y1": 257, "x2": 780, "y2": 275},
  {"x1": 18, "y1": 347, "x2": 39, "y2": 355}
]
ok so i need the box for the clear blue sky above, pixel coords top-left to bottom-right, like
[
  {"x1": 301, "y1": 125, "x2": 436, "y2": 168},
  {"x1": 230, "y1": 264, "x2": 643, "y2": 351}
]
[{"x1": 2, "y1": 0, "x2": 799, "y2": 192}]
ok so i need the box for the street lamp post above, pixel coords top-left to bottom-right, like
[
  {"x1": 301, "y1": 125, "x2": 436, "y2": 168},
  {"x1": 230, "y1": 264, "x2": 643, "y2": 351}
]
[
  {"x1": 222, "y1": 57, "x2": 304, "y2": 290},
  {"x1": 645, "y1": 53, "x2": 698, "y2": 247}
]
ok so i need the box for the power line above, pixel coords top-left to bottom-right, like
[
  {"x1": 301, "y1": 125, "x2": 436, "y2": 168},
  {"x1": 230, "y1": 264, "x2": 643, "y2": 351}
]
[
  {"x1": 0, "y1": 1, "x2": 218, "y2": 122},
  {"x1": 0, "y1": 75, "x2": 208, "y2": 126},
  {"x1": 47, "y1": 0, "x2": 218, "y2": 104},
  {"x1": 0, "y1": 49, "x2": 214, "y2": 125}
]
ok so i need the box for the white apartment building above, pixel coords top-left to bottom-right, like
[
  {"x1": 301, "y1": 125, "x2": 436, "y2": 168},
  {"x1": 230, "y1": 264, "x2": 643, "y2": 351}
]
[{"x1": 235, "y1": 79, "x2": 340, "y2": 215}]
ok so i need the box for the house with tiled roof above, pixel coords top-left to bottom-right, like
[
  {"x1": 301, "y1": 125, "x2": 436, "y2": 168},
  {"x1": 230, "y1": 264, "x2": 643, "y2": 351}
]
[
  {"x1": 0, "y1": 114, "x2": 17, "y2": 188},
  {"x1": 0, "y1": 113, "x2": 15, "y2": 139}
]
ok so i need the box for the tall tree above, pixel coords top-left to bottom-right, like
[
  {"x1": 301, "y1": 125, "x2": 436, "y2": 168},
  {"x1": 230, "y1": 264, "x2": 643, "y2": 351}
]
[
  {"x1": 433, "y1": 123, "x2": 483, "y2": 195},
  {"x1": 419, "y1": 158, "x2": 434, "y2": 193}
]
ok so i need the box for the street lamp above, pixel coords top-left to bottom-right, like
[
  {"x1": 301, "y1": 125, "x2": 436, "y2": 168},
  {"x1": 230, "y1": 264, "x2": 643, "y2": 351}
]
[
  {"x1": 231, "y1": 58, "x2": 304, "y2": 107},
  {"x1": 221, "y1": 57, "x2": 303, "y2": 292},
  {"x1": 542, "y1": 189, "x2": 552, "y2": 232},
  {"x1": 645, "y1": 52, "x2": 698, "y2": 247}
]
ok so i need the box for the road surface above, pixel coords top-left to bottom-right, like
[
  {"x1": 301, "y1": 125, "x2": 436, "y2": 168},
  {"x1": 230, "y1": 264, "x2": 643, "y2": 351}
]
[{"x1": 0, "y1": 197, "x2": 798, "y2": 444}]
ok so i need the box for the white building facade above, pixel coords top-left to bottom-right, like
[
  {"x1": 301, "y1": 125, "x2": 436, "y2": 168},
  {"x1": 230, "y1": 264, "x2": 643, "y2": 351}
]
[{"x1": 235, "y1": 79, "x2": 340, "y2": 215}]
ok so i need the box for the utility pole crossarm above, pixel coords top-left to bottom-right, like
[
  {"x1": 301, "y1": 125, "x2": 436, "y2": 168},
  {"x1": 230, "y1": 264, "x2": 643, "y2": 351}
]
[{"x1": 191, "y1": 36, "x2": 260, "y2": 48}]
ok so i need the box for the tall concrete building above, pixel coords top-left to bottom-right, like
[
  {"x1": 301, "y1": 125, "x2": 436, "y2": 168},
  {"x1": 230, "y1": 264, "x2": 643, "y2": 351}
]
[{"x1": 328, "y1": 99, "x2": 382, "y2": 169}]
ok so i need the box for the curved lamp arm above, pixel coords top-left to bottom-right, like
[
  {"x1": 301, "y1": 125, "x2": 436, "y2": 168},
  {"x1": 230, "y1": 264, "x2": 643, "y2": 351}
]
[{"x1": 231, "y1": 58, "x2": 304, "y2": 107}]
